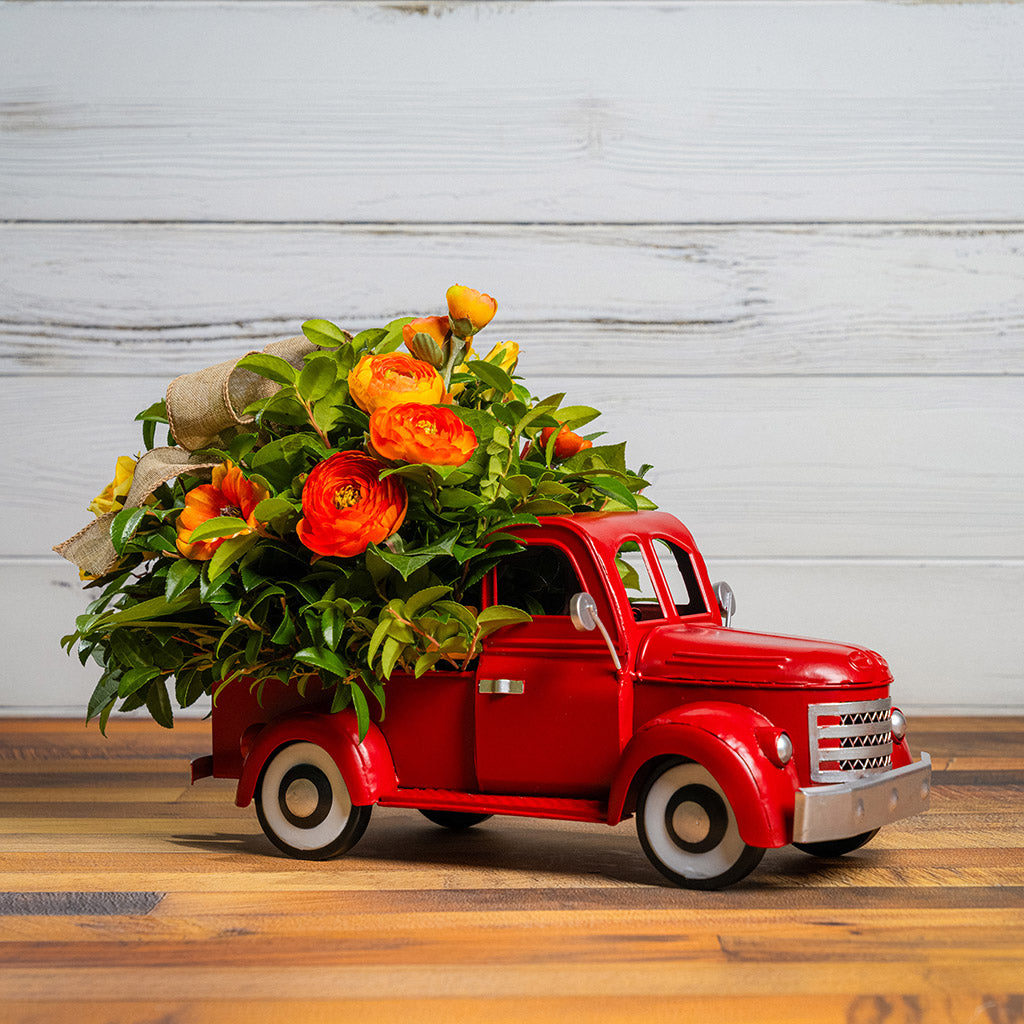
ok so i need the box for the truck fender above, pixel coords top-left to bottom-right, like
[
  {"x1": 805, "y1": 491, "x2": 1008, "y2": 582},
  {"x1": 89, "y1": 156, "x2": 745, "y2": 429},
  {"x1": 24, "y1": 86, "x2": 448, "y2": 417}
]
[
  {"x1": 234, "y1": 710, "x2": 397, "y2": 810},
  {"x1": 607, "y1": 702, "x2": 801, "y2": 848}
]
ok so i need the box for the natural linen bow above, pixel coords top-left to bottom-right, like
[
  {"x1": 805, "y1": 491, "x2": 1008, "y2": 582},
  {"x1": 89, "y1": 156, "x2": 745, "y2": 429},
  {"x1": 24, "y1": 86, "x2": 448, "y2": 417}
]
[{"x1": 54, "y1": 336, "x2": 315, "y2": 577}]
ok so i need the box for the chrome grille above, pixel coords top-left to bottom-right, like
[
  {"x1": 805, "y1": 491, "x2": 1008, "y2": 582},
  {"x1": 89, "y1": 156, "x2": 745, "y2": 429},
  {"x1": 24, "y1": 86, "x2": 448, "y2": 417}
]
[{"x1": 808, "y1": 697, "x2": 893, "y2": 782}]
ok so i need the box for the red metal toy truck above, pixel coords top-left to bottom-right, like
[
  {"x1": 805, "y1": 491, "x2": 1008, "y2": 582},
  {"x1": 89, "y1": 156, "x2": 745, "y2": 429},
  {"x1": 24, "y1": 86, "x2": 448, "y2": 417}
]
[{"x1": 192, "y1": 510, "x2": 931, "y2": 889}]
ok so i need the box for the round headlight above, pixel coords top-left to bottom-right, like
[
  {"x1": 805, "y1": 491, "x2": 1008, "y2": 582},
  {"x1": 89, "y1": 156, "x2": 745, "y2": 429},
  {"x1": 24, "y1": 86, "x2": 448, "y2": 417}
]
[
  {"x1": 890, "y1": 708, "x2": 907, "y2": 741},
  {"x1": 775, "y1": 732, "x2": 794, "y2": 766}
]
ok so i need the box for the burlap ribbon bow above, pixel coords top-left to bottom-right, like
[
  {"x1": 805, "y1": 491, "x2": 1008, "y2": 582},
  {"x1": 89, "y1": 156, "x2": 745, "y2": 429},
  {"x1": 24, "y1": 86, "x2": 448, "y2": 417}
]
[{"x1": 54, "y1": 336, "x2": 316, "y2": 577}]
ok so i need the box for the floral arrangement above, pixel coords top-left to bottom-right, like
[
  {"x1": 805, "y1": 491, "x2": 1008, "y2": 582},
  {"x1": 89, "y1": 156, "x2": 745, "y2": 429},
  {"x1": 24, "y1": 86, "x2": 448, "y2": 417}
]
[{"x1": 59, "y1": 286, "x2": 654, "y2": 733}]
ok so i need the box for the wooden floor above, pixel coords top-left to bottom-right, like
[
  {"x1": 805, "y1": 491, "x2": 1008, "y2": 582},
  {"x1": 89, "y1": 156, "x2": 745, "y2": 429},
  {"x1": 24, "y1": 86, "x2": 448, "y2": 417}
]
[{"x1": 0, "y1": 718, "x2": 1021, "y2": 1024}]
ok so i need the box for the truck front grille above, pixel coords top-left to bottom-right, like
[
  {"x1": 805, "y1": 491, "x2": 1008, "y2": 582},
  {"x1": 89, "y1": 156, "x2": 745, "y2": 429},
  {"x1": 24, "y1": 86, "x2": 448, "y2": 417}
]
[{"x1": 808, "y1": 697, "x2": 893, "y2": 782}]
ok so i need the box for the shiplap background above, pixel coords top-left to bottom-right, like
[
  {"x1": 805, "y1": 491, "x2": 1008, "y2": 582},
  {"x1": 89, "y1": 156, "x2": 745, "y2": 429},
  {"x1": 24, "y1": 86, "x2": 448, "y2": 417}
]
[{"x1": 1, "y1": 0, "x2": 1022, "y2": 716}]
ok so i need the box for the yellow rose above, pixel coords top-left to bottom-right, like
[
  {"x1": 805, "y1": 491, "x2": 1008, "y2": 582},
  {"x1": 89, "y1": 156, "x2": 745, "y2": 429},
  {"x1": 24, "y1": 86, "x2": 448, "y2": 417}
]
[
  {"x1": 482, "y1": 340, "x2": 519, "y2": 372},
  {"x1": 88, "y1": 456, "x2": 137, "y2": 516}
]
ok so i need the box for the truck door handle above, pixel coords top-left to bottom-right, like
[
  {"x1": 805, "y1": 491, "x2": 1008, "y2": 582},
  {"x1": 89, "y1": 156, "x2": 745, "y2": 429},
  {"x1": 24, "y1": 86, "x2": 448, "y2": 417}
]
[{"x1": 478, "y1": 678, "x2": 525, "y2": 695}]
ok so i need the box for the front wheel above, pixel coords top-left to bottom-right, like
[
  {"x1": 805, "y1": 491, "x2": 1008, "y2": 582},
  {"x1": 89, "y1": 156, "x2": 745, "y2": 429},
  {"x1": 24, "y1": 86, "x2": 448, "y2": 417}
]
[
  {"x1": 255, "y1": 741, "x2": 372, "y2": 860},
  {"x1": 636, "y1": 760, "x2": 765, "y2": 890},
  {"x1": 793, "y1": 829, "x2": 879, "y2": 858}
]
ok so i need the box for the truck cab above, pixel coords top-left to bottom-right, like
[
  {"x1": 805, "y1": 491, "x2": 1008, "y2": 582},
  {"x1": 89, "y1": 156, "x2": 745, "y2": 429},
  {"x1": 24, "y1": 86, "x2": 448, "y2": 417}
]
[{"x1": 196, "y1": 510, "x2": 931, "y2": 890}]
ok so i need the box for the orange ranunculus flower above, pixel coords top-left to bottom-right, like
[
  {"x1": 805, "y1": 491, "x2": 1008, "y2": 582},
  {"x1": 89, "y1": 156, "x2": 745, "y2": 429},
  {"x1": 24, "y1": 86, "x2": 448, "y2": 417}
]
[
  {"x1": 348, "y1": 353, "x2": 445, "y2": 414},
  {"x1": 296, "y1": 451, "x2": 408, "y2": 558},
  {"x1": 402, "y1": 316, "x2": 450, "y2": 361},
  {"x1": 446, "y1": 284, "x2": 497, "y2": 337},
  {"x1": 539, "y1": 425, "x2": 593, "y2": 461},
  {"x1": 176, "y1": 462, "x2": 270, "y2": 561},
  {"x1": 370, "y1": 403, "x2": 477, "y2": 467},
  {"x1": 89, "y1": 455, "x2": 138, "y2": 516}
]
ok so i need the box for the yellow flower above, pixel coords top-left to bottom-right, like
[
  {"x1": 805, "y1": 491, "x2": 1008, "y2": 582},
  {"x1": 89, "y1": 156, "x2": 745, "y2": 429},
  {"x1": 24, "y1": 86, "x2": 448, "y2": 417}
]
[
  {"x1": 88, "y1": 456, "x2": 137, "y2": 517},
  {"x1": 482, "y1": 340, "x2": 519, "y2": 372}
]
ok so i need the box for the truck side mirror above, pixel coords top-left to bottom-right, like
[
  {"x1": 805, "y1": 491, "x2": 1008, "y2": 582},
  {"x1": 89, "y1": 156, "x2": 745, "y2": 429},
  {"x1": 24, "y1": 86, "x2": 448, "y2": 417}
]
[
  {"x1": 713, "y1": 581, "x2": 736, "y2": 628},
  {"x1": 569, "y1": 593, "x2": 622, "y2": 671}
]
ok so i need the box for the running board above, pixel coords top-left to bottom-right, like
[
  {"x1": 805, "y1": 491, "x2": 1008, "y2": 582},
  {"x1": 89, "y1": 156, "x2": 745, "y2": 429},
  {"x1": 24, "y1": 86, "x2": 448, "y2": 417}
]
[{"x1": 379, "y1": 787, "x2": 609, "y2": 824}]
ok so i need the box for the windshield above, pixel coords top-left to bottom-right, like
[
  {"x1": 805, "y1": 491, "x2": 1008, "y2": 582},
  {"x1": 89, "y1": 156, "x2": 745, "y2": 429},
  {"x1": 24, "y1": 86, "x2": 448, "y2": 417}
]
[{"x1": 615, "y1": 538, "x2": 706, "y2": 619}]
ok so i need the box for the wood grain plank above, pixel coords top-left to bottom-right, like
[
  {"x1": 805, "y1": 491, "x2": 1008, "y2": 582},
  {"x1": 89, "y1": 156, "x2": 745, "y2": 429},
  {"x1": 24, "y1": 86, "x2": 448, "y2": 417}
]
[
  {"x1": 0, "y1": 995, "x2": 1017, "y2": 1024},
  {"x1": 4, "y1": 223, "x2": 1024, "y2": 378},
  {"x1": 3, "y1": 3, "x2": 1024, "y2": 221},
  {"x1": 0, "y1": 960, "x2": 1019, "y2": 1001}
]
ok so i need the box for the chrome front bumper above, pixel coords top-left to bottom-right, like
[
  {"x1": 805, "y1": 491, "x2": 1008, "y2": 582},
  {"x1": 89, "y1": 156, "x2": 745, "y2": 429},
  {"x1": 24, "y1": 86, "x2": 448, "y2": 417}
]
[{"x1": 792, "y1": 753, "x2": 932, "y2": 843}]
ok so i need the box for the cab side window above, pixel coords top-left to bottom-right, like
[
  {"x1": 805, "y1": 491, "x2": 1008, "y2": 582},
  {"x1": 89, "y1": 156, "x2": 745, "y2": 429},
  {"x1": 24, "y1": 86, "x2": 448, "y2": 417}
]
[{"x1": 495, "y1": 545, "x2": 583, "y2": 616}]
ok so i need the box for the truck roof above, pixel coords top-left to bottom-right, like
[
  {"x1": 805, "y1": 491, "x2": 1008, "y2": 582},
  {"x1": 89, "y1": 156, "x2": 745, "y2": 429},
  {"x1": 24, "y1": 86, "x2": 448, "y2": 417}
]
[{"x1": 530, "y1": 510, "x2": 700, "y2": 557}]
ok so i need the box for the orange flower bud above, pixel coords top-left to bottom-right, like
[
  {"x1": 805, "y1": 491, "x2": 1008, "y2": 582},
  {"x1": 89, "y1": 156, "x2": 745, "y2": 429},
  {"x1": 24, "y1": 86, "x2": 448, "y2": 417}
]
[
  {"x1": 539, "y1": 425, "x2": 593, "y2": 461},
  {"x1": 399, "y1": 317, "x2": 448, "y2": 370},
  {"x1": 370, "y1": 403, "x2": 477, "y2": 467},
  {"x1": 402, "y1": 316, "x2": 449, "y2": 354},
  {"x1": 296, "y1": 451, "x2": 407, "y2": 558},
  {"x1": 348, "y1": 353, "x2": 445, "y2": 414},
  {"x1": 176, "y1": 462, "x2": 270, "y2": 561},
  {"x1": 445, "y1": 284, "x2": 497, "y2": 337}
]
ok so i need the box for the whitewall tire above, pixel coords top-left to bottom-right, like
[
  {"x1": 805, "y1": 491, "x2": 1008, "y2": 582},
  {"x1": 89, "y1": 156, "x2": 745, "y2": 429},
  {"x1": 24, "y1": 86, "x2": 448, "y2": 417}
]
[
  {"x1": 255, "y1": 742, "x2": 372, "y2": 860},
  {"x1": 636, "y1": 760, "x2": 765, "y2": 890}
]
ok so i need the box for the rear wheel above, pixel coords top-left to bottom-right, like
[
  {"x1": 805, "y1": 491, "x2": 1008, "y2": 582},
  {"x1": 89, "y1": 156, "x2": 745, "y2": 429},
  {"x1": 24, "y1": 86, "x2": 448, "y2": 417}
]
[
  {"x1": 793, "y1": 829, "x2": 879, "y2": 858},
  {"x1": 255, "y1": 742, "x2": 372, "y2": 860},
  {"x1": 636, "y1": 760, "x2": 765, "y2": 890},
  {"x1": 418, "y1": 809, "x2": 493, "y2": 830}
]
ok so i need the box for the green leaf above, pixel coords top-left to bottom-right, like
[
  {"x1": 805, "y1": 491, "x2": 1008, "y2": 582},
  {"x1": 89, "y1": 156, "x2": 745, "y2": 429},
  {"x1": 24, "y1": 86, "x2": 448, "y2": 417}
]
[
  {"x1": 254, "y1": 496, "x2": 297, "y2": 522},
  {"x1": 294, "y1": 646, "x2": 348, "y2": 679},
  {"x1": 110, "y1": 506, "x2": 148, "y2": 555},
  {"x1": 588, "y1": 475, "x2": 639, "y2": 511},
  {"x1": 414, "y1": 651, "x2": 442, "y2": 677},
  {"x1": 515, "y1": 498, "x2": 574, "y2": 516},
  {"x1": 477, "y1": 605, "x2": 533, "y2": 627},
  {"x1": 321, "y1": 604, "x2": 346, "y2": 650},
  {"x1": 297, "y1": 356, "x2": 337, "y2": 402},
  {"x1": 302, "y1": 318, "x2": 350, "y2": 348},
  {"x1": 476, "y1": 606, "x2": 533, "y2": 638},
  {"x1": 350, "y1": 682, "x2": 370, "y2": 740},
  {"x1": 404, "y1": 585, "x2": 451, "y2": 618},
  {"x1": 367, "y1": 618, "x2": 392, "y2": 664},
  {"x1": 89, "y1": 592, "x2": 202, "y2": 630},
  {"x1": 183, "y1": 516, "x2": 248, "y2": 545},
  {"x1": 438, "y1": 487, "x2": 480, "y2": 510},
  {"x1": 555, "y1": 405, "x2": 601, "y2": 429},
  {"x1": 380, "y1": 636, "x2": 403, "y2": 679},
  {"x1": 145, "y1": 679, "x2": 174, "y2": 729},
  {"x1": 375, "y1": 317, "x2": 415, "y2": 354},
  {"x1": 271, "y1": 608, "x2": 297, "y2": 645},
  {"x1": 208, "y1": 532, "x2": 259, "y2": 581},
  {"x1": 86, "y1": 674, "x2": 121, "y2": 728},
  {"x1": 164, "y1": 559, "x2": 201, "y2": 601},
  {"x1": 118, "y1": 665, "x2": 161, "y2": 698},
  {"x1": 236, "y1": 352, "x2": 299, "y2": 386},
  {"x1": 467, "y1": 360, "x2": 514, "y2": 393},
  {"x1": 433, "y1": 600, "x2": 478, "y2": 633}
]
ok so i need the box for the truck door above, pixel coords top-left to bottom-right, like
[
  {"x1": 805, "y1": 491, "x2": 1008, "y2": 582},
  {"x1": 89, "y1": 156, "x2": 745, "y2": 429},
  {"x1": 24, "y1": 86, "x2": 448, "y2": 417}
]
[{"x1": 474, "y1": 542, "x2": 626, "y2": 798}]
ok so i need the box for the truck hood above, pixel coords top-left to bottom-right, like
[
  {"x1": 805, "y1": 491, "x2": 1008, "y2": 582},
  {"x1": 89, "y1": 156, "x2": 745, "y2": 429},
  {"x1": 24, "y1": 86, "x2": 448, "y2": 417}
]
[{"x1": 637, "y1": 624, "x2": 892, "y2": 689}]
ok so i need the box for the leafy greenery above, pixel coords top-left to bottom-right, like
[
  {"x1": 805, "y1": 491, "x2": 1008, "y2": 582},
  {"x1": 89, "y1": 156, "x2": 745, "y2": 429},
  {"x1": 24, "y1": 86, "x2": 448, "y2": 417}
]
[{"x1": 63, "y1": 296, "x2": 655, "y2": 735}]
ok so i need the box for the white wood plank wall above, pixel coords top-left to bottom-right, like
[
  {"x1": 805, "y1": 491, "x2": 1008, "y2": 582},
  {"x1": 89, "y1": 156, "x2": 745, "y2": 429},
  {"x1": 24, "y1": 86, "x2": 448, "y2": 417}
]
[{"x1": 1, "y1": 1, "x2": 1022, "y2": 716}]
